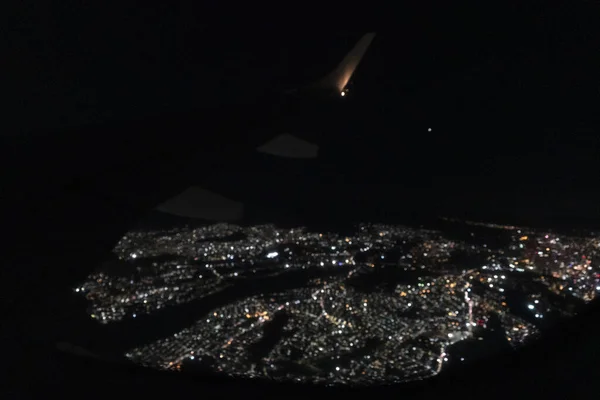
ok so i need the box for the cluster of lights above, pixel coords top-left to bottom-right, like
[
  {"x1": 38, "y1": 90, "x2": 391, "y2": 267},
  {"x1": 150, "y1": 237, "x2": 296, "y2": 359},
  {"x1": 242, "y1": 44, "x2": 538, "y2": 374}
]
[{"x1": 75, "y1": 220, "x2": 599, "y2": 385}]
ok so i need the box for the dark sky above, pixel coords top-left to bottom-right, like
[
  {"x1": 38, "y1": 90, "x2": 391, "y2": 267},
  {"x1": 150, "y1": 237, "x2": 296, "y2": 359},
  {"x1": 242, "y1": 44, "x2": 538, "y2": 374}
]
[{"x1": 5, "y1": 2, "x2": 600, "y2": 225}]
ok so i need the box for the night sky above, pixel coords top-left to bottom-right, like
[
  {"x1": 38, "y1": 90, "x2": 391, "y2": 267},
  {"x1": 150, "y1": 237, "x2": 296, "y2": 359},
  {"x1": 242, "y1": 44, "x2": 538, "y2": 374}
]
[{"x1": 4, "y1": 2, "x2": 600, "y2": 226}]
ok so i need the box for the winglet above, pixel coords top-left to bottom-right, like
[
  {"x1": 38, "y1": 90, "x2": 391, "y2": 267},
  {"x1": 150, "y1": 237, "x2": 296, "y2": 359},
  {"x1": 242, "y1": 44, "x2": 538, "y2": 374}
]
[{"x1": 313, "y1": 33, "x2": 376, "y2": 94}]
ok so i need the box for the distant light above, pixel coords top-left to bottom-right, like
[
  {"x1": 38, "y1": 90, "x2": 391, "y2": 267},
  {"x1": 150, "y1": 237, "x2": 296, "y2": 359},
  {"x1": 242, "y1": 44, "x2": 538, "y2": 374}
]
[
  {"x1": 448, "y1": 333, "x2": 454, "y2": 338},
  {"x1": 340, "y1": 91, "x2": 345, "y2": 97},
  {"x1": 266, "y1": 252, "x2": 278, "y2": 259},
  {"x1": 336, "y1": 366, "x2": 340, "y2": 370},
  {"x1": 534, "y1": 300, "x2": 539, "y2": 304},
  {"x1": 190, "y1": 356, "x2": 195, "y2": 360},
  {"x1": 133, "y1": 313, "x2": 137, "y2": 318},
  {"x1": 131, "y1": 253, "x2": 137, "y2": 259},
  {"x1": 75, "y1": 288, "x2": 80, "y2": 292},
  {"x1": 527, "y1": 304, "x2": 535, "y2": 310},
  {"x1": 428, "y1": 128, "x2": 432, "y2": 132},
  {"x1": 460, "y1": 358, "x2": 465, "y2": 361},
  {"x1": 234, "y1": 272, "x2": 238, "y2": 276},
  {"x1": 443, "y1": 357, "x2": 448, "y2": 362}
]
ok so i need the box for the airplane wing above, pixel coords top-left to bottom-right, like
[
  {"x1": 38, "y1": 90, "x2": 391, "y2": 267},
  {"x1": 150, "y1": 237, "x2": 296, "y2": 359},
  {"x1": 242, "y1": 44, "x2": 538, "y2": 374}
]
[{"x1": 61, "y1": 34, "x2": 374, "y2": 222}]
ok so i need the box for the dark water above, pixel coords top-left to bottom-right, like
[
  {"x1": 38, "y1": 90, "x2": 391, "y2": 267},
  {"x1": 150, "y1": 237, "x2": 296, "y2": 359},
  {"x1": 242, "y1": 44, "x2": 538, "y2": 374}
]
[{"x1": 248, "y1": 310, "x2": 290, "y2": 363}]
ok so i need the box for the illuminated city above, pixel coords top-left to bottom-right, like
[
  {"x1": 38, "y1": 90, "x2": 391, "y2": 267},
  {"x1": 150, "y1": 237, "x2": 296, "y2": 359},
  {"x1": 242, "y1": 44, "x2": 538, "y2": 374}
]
[{"x1": 74, "y1": 220, "x2": 600, "y2": 385}]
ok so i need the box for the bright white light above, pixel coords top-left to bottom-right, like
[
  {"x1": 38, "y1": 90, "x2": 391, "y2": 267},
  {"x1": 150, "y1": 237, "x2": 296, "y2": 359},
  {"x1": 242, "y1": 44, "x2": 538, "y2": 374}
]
[
  {"x1": 428, "y1": 128, "x2": 432, "y2": 132},
  {"x1": 266, "y1": 252, "x2": 278, "y2": 259},
  {"x1": 448, "y1": 333, "x2": 454, "y2": 338},
  {"x1": 131, "y1": 253, "x2": 137, "y2": 259},
  {"x1": 190, "y1": 356, "x2": 195, "y2": 360},
  {"x1": 527, "y1": 304, "x2": 535, "y2": 310},
  {"x1": 534, "y1": 300, "x2": 539, "y2": 304},
  {"x1": 133, "y1": 313, "x2": 137, "y2": 318},
  {"x1": 75, "y1": 288, "x2": 80, "y2": 292},
  {"x1": 234, "y1": 272, "x2": 238, "y2": 276},
  {"x1": 336, "y1": 366, "x2": 340, "y2": 371},
  {"x1": 340, "y1": 91, "x2": 345, "y2": 97},
  {"x1": 501, "y1": 275, "x2": 506, "y2": 279}
]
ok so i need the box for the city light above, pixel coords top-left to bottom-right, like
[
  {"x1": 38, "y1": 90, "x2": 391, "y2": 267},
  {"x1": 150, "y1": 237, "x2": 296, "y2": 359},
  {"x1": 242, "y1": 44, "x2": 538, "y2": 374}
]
[{"x1": 72, "y1": 220, "x2": 598, "y2": 386}]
